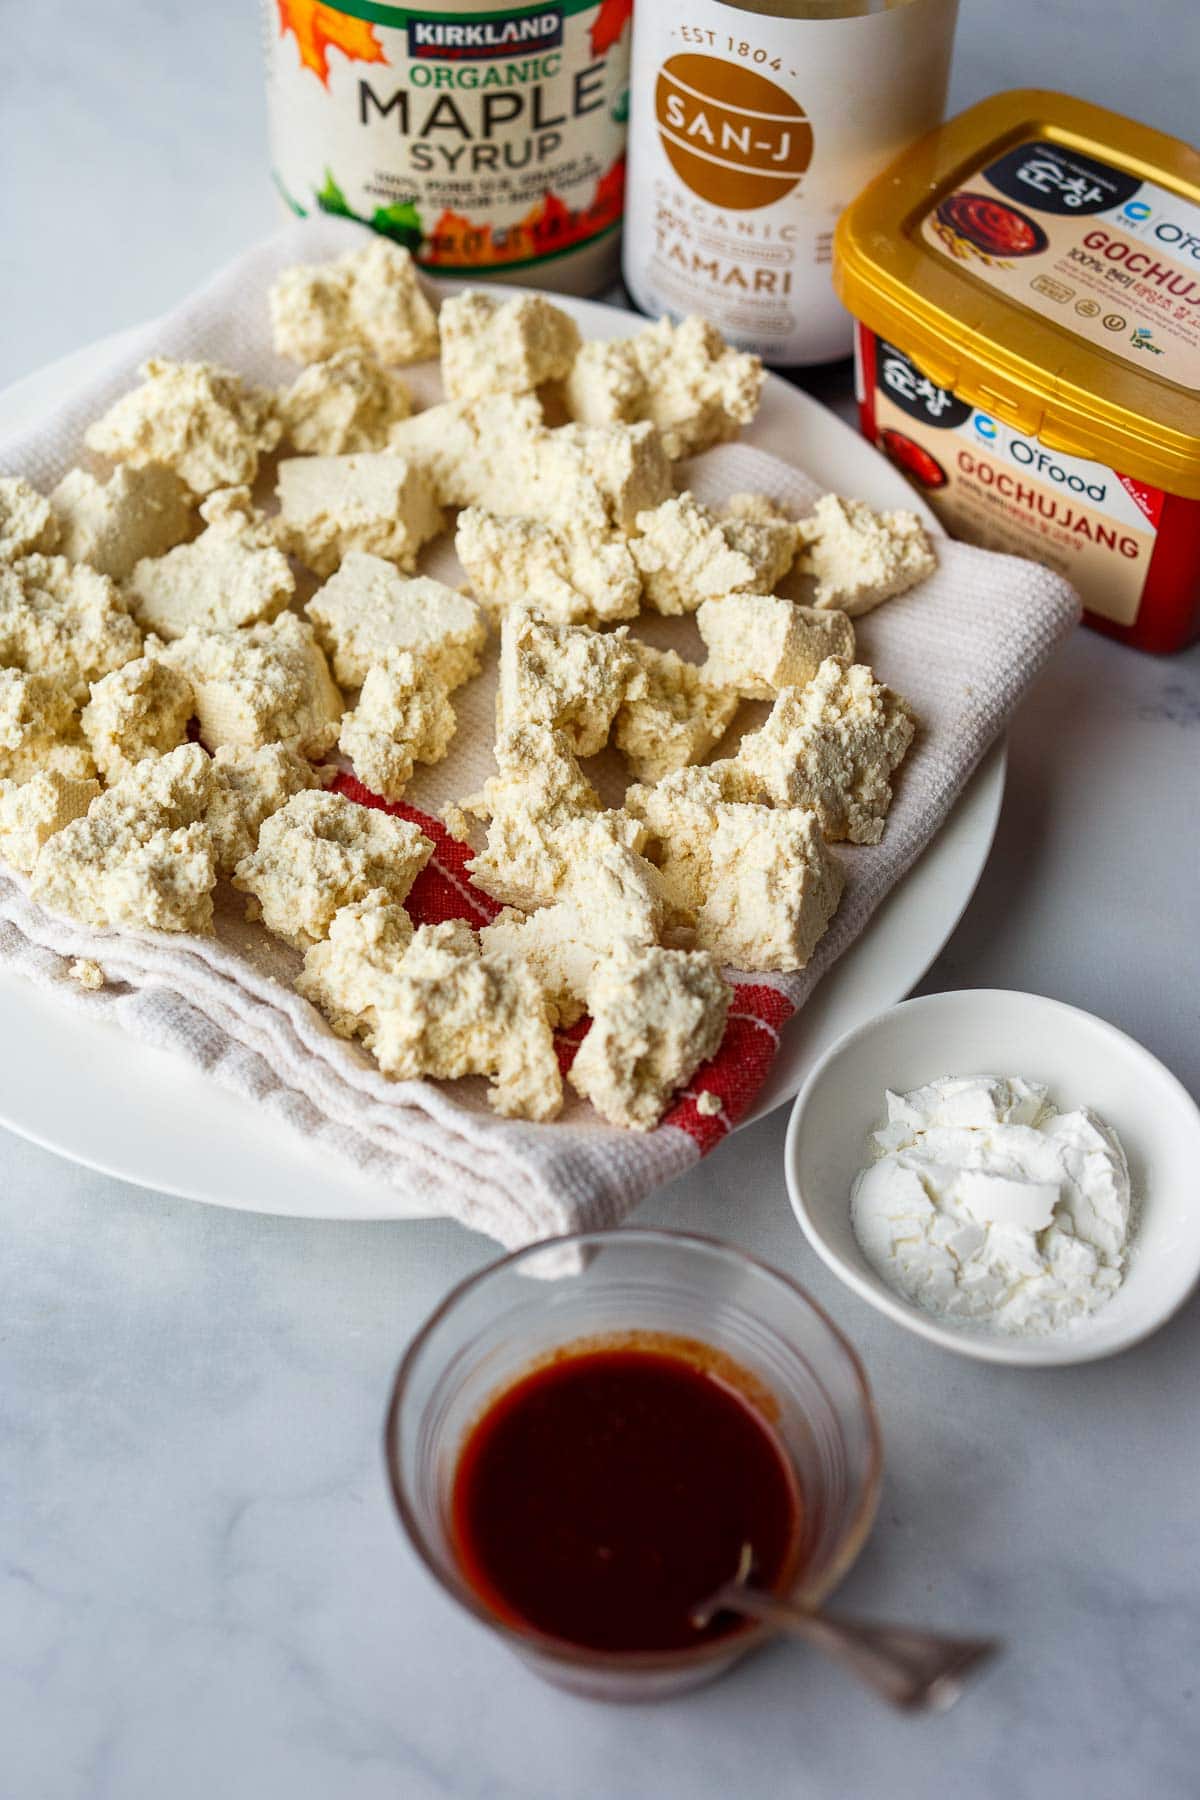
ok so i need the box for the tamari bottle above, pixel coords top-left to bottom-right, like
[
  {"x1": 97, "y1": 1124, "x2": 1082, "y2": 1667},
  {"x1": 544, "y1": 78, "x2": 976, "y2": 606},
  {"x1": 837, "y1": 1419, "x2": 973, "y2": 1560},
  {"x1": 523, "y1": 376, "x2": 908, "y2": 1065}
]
[{"x1": 622, "y1": 0, "x2": 960, "y2": 362}]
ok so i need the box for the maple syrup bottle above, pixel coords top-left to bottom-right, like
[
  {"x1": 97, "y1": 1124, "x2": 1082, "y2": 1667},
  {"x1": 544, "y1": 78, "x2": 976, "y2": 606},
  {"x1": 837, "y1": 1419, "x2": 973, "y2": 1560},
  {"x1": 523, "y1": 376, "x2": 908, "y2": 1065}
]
[
  {"x1": 622, "y1": 0, "x2": 960, "y2": 362},
  {"x1": 262, "y1": 0, "x2": 632, "y2": 295}
]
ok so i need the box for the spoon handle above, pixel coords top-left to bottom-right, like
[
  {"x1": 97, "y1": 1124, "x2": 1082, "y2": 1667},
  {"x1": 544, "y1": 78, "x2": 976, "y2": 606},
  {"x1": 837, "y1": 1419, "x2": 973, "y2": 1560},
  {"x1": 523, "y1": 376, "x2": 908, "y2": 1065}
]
[{"x1": 711, "y1": 1586, "x2": 1000, "y2": 1711}]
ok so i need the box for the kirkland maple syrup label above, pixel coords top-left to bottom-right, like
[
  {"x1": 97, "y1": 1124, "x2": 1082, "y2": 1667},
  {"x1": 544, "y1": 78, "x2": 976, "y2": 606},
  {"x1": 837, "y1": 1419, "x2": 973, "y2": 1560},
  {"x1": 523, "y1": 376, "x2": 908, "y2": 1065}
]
[
  {"x1": 923, "y1": 139, "x2": 1200, "y2": 391},
  {"x1": 622, "y1": 0, "x2": 957, "y2": 365},
  {"x1": 262, "y1": 0, "x2": 631, "y2": 275},
  {"x1": 864, "y1": 336, "x2": 1161, "y2": 625}
]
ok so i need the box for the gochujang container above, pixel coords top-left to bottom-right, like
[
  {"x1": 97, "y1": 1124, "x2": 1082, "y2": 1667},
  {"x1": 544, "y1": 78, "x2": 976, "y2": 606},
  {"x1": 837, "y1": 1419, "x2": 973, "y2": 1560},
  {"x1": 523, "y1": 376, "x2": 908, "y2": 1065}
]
[{"x1": 834, "y1": 90, "x2": 1200, "y2": 652}]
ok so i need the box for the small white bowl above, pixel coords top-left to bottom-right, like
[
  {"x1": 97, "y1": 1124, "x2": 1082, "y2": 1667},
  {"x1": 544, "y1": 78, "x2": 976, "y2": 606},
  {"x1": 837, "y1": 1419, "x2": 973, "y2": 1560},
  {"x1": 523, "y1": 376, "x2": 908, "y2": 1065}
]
[{"x1": 784, "y1": 989, "x2": 1200, "y2": 1367}]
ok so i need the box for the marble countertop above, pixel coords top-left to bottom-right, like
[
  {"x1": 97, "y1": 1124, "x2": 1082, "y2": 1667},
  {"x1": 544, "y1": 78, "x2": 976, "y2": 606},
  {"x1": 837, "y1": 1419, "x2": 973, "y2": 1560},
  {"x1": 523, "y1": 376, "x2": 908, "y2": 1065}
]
[{"x1": 3, "y1": 4, "x2": 1199, "y2": 1796}]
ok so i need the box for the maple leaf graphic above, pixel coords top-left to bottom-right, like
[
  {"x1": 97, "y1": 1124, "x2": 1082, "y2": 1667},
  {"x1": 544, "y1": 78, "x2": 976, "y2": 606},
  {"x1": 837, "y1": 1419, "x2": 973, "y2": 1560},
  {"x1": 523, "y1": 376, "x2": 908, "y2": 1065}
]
[
  {"x1": 276, "y1": 0, "x2": 388, "y2": 86},
  {"x1": 590, "y1": 0, "x2": 632, "y2": 56}
]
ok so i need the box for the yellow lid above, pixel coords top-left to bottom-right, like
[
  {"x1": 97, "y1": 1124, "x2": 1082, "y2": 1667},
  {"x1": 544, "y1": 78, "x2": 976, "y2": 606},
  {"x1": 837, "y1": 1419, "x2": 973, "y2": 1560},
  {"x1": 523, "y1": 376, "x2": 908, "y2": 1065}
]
[{"x1": 834, "y1": 90, "x2": 1200, "y2": 499}]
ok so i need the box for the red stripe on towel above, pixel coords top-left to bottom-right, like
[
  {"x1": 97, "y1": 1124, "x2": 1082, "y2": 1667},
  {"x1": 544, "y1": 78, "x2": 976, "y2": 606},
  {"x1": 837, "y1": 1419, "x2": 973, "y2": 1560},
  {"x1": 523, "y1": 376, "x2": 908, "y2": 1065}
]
[{"x1": 661, "y1": 982, "x2": 796, "y2": 1152}]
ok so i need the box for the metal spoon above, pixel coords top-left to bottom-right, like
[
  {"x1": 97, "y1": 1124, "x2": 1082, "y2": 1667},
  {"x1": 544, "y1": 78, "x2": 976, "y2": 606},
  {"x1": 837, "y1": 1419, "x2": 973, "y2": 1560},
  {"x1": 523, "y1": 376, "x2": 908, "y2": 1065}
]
[{"x1": 691, "y1": 1546, "x2": 1000, "y2": 1712}]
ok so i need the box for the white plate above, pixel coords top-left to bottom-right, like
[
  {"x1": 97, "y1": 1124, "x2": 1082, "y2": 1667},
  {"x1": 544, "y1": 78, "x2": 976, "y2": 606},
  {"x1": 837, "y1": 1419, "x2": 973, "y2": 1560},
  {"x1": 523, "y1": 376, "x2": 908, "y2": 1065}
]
[
  {"x1": 0, "y1": 292, "x2": 1005, "y2": 1221},
  {"x1": 784, "y1": 989, "x2": 1200, "y2": 1366}
]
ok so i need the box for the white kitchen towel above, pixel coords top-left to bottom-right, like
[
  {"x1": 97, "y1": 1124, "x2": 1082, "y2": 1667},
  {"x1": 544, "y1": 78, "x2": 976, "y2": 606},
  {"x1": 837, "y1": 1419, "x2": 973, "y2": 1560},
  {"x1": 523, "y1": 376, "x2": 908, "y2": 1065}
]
[{"x1": 0, "y1": 219, "x2": 1081, "y2": 1247}]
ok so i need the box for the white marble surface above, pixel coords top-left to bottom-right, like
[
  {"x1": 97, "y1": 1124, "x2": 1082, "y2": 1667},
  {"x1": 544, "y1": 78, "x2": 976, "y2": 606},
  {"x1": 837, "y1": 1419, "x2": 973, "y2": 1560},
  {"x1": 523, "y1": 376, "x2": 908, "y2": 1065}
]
[{"x1": 3, "y1": 5, "x2": 1200, "y2": 1796}]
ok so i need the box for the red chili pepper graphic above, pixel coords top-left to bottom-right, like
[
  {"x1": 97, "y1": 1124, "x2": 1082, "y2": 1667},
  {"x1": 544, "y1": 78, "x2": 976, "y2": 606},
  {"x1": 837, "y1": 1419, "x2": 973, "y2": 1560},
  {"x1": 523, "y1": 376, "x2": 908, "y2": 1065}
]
[
  {"x1": 881, "y1": 430, "x2": 949, "y2": 491},
  {"x1": 936, "y1": 193, "x2": 1049, "y2": 257}
]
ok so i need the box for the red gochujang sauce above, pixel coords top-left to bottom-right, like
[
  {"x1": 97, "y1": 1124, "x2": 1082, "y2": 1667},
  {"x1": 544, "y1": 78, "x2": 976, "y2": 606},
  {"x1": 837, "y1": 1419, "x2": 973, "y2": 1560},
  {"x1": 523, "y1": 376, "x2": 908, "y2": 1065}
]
[{"x1": 450, "y1": 1343, "x2": 802, "y2": 1654}]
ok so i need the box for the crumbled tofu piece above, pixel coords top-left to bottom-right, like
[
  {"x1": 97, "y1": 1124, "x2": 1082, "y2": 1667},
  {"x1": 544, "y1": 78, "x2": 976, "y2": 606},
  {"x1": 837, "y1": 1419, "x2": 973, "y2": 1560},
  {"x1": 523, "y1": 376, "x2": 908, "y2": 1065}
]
[
  {"x1": 563, "y1": 317, "x2": 763, "y2": 459},
  {"x1": 126, "y1": 486, "x2": 294, "y2": 640},
  {"x1": 454, "y1": 507, "x2": 641, "y2": 626},
  {"x1": 631, "y1": 493, "x2": 769, "y2": 615},
  {"x1": 0, "y1": 555, "x2": 142, "y2": 699},
  {"x1": 0, "y1": 771, "x2": 101, "y2": 874},
  {"x1": 439, "y1": 290, "x2": 580, "y2": 401},
  {"x1": 93, "y1": 739, "x2": 214, "y2": 825},
  {"x1": 162, "y1": 613, "x2": 342, "y2": 758},
  {"x1": 437, "y1": 417, "x2": 664, "y2": 539},
  {"x1": 69, "y1": 957, "x2": 106, "y2": 990},
  {"x1": 440, "y1": 800, "x2": 475, "y2": 842},
  {"x1": 478, "y1": 905, "x2": 588, "y2": 1027},
  {"x1": 697, "y1": 594, "x2": 855, "y2": 698},
  {"x1": 49, "y1": 464, "x2": 194, "y2": 581},
  {"x1": 460, "y1": 725, "x2": 639, "y2": 912},
  {"x1": 630, "y1": 316, "x2": 764, "y2": 459},
  {"x1": 30, "y1": 743, "x2": 217, "y2": 934},
  {"x1": 470, "y1": 806, "x2": 646, "y2": 916},
  {"x1": 632, "y1": 316, "x2": 763, "y2": 459},
  {"x1": 481, "y1": 834, "x2": 665, "y2": 1029},
  {"x1": 562, "y1": 338, "x2": 643, "y2": 428},
  {"x1": 270, "y1": 260, "x2": 349, "y2": 364},
  {"x1": 296, "y1": 892, "x2": 415, "y2": 1037},
  {"x1": 736, "y1": 658, "x2": 916, "y2": 843},
  {"x1": 625, "y1": 763, "x2": 760, "y2": 917},
  {"x1": 270, "y1": 239, "x2": 439, "y2": 365},
  {"x1": 0, "y1": 667, "x2": 95, "y2": 783},
  {"x1": 84, "y1": 358, "x2": 280, "y2": 497},
  {"x1": 232, "y1": 788, "x2": 432, "y2": 949},
  {"x1": 275, "y1": 451, "x2": 442, "y2": 577},
  {"x1": 387, "y1": 394, "x2": 543, "y2": 509},
  {"x1": 614, "y1": 645, "x2": 739, "y2": 783},
  {"x1": 529, "y1": 421, "x2": 672, "y2": 534},
  {"x1": 0, "y1": 476, "x2": 59, "y2": 561},
  {"x1": 277, "y1": 347, "x2": 412, "y2": 454},
  {"x1": 32, "y1": 812, "x2": 215, "y2": 934},
  {"x1": 796, "y1": 494, "x2": 937, "y2": 615},
  {"x1": 568, "y1": 945, "x2": 731, "y2": 1130},
  {"x1": 644, "y1": 759, "x2": 769, "y2": 812},
  {"x1": 691, "y1": 804, "x2": 843, "y2": 971},
  {"x1": 628, "y1": 767, "x2": 843, "y2": 971},
  {"x1": 344, "y1": 240, "x2": 440, "y2": 364},
  {"x1": 385, "y1": 402, "x2": 480, "y2": 506},
  {"x1": 721, "y1": 492, "x2": 798, "y2": 590},
  {"x1": 456, "y1": 722, "x2": 601, "y2": 832},
  {"x1": 338, "y1": 651, "x2": 457, "y2": 801},
  {"x1": 81, "y1": 646, "x2": 194, "y2": 782},
  {"x1": 362, "y1": 920, "x2": 563, "y2": 1121},
  {"x1": 510, "y1": 446, "x2": 610, "y2": 537},
  {"x1": 205, "y1": 743, "x2": 326, "y2": 874},
  {"x1": 496, "y1": 610, "x2": 641, "y2": 757},
  {"x1": 306, "y1": 553, "x2": 486, "y2": 690}
]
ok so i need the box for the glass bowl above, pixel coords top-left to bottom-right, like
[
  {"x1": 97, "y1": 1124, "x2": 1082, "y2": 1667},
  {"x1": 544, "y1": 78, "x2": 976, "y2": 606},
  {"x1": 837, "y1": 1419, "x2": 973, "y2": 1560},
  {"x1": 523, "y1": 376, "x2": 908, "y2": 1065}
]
[{"x1": 384, "y1": 1228, "x2": 882, "y2": 1701}]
